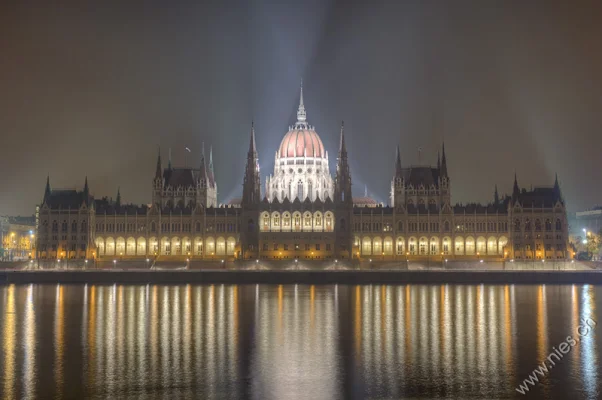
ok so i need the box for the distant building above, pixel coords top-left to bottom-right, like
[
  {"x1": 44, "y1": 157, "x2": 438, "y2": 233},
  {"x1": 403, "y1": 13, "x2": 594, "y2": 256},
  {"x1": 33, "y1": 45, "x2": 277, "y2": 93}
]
[
  {"x1": 36, "y1": 84, "x2": 569, "y2": 262},
  {"x1": 570, "y1": 207, "x2": 602, "y2": 236},
  {"x1": 0, "y1": 215, "x2": 36, "y2": 260}
]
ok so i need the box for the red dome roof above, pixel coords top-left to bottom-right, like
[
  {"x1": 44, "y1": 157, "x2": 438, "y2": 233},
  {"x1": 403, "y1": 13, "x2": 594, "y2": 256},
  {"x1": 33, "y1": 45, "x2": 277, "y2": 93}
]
[{"x1": 278, "y1": 129, "x2": 325, "y2": 158}]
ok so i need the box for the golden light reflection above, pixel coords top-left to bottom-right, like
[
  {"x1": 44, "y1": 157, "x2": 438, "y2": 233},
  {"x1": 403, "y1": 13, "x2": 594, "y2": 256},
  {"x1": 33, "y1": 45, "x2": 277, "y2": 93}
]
[
  {"x1": 23, "y1": 285, "x2": 36, "y2": 400},
  {"x1": 54, "y1": 285, "x2": 65, "y2": 397},
  {"x1": 354, "y1": 286, "x2": 362, "y2": 356},
  {"x1": 3, "y1": 285, "x2": 16, "y2": 399}
]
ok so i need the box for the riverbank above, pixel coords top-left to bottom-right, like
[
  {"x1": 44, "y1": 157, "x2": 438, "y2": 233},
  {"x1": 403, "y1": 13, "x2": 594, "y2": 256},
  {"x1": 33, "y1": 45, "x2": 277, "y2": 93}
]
[{"x1": 2, "y1": 269, "x2": 602, "y2": 284}]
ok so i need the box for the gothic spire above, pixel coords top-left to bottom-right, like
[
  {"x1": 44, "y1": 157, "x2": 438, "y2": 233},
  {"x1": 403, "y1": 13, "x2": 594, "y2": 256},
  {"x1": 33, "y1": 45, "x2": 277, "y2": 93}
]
[
  {"x1": 116, "y1": 187, "x2": 121, "y2": 207},
  {"x1": 43, "y1": 175, "x2": 51, "y2": 203},
  {"x1": 243, "y1": 121, "x2": 261, "y2": 205},
  {"x1": 168, "y1": 148, "x2": 172, "y2": 170},
  {"x1": 199, "y1": 142, "x2": 208, "y2": 181},
  {"x1": 437, "y1": 151, "x2": 441, "y2": 170},
  {"x1": 395, "y1": 145, "x2": 403, "y2": 178},
  {"x1": 553, "y1": 173, "x2": 562, "y2": 201},
  {"x1": 364, "y1": 185, "x2": 368, "y2": 197},
  {"x1": 440, "y1": 142, "x2": 448, "y2": 177},
  {"x1": 249, "y1": 121, "x2": 257, "y2": 154},
  {"x1": 494, "y1": 184, "x2": 500, "y2": 206},
  {"x1": 297, "y1": 79, "x2": 306, "y2": 123},
  {"x1": 512, "y1": 172, "x2": 520, "y2": 199},
  {"x1": 155, "y1": 148, "x2": 162, "y2": 179},
  {"x1": 339, "y1": 121, "x2": 347, "y2": 155}
]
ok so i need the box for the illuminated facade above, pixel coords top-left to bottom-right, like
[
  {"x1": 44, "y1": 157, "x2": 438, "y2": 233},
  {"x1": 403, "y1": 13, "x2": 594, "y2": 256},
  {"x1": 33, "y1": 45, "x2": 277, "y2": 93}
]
[{"x1": 35, "y1": 85, "x2": 569, "y2": 262}]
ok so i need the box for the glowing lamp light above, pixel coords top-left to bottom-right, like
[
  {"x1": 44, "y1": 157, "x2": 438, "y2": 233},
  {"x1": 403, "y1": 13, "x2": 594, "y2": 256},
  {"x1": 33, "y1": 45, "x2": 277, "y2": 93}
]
[
  {"x1": 221, "y1": 259, "x2": 224, "y2": 263},
  {"x1": 335, "y1": 259, "x2": 338, "y2": 263},
  {"x1": 480, "y1": 260, "x2": 484, "y2": 263},
  {"x1": 146, "y1": 258, "x2": 150, "y2": 262},
  {"x1": 369, "y1": 259, "x2": 372, "y2": 262},
  {"x1": 256, "y1": 259, "x2": 259, "y2": 263},
  {"x1": 113, "y1": 260, "x2": 117, "y2": 264}
]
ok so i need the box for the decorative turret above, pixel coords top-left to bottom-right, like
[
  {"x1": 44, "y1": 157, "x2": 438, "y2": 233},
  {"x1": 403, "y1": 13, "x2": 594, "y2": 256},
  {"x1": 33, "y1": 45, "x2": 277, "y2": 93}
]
[
  {"x1": 296, "y1": 80, "x2": 306, "y2": 124},
  {"x1": 553, "y1": 173, "x2": 563, "y2": 203},
  {"x1": 155, "y1": 148, "x2": 162, "y2": 180},
  {"x1": 43, "y1": 175, "x2": 51, "y2": 204},
  {"x1": 116, "y1": 187, "x2": 121, "y2": 208},
  {"x1": 395, "y1": 145, "x2": 403, "y2": 179},
  {"x1": 242, "y1": 122, "x2": 261, "y2": 205},
  {"x1": 440, "y1": 142, "x2": 448, "y2": 178},
  {"x1": 83, "y1": 176, "x2": 90, "y2": 205},
  {"x1": 334, "y1": 121, "x2": 352, "y2": 204},
  {"x1": 512, "y1": 173, "x2": 520, "y2": 200}
]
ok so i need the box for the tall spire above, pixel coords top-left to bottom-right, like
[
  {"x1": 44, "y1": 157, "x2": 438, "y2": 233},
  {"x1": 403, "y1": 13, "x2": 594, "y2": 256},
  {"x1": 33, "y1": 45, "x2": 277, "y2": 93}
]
[
  {"x1": 364, "y1": 185, "x2": 368, "y2": 197},
  {"x1": 395, "y1": 145, "x2": 403, "y2": 178},
  {"x1": 168, "y1": 148, "x2": 172, "y2": 170},
  {"x1": 553, "y1": 173, "x2": 562, "y2": 201},
  {"x1": 43, "y1": 175, "x2": 51, "y2": 203},
  {"x1": 155, "y1": 148, "x2": 162, "y2": 179},
  {"x1": 437, "y1": 151, "x2": 441, "y2": 170},
  {"x1": 243, "y1": 121, "x2": 261, "y2": 205},
  {"x1": 335, "y1": 120, "x2": 352, "y2": 204},
  {"x1": 512, "y1": 172, "x2": 520, "y2": 199},
  {"x1": 84, "y1": 176, "x2": 89, "y2": 194},
  {"x1": 208, "y1": 145, "x2": 215, "y2": 187},
  {"x1": 339, "y1": 121, "x2": 347, "y2": 155},
  {"x1": 249, "y1": 121, "x2": 257, "y2": 153},
  {"x1": 440, "y1": 142, "x2": 448, "y2": 177},
  {"x1": 199, "y1": 142, "x2": 208, "y2": 181},
  {"x1": 116, "y1": 187, "x2": 121, "y2": 207},
  {"x1": 494, "y1": 184, "x2": 500, "y2": 206},
  {"x1": 296, "y1": 80, "x2": 307, "y2": 124}
]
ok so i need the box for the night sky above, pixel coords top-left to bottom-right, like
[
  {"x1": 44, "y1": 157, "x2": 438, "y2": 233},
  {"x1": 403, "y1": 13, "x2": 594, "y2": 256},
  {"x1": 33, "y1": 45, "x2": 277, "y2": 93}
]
[{"x1": 1, "y1": 1, "x2": 601, "y2": 215}]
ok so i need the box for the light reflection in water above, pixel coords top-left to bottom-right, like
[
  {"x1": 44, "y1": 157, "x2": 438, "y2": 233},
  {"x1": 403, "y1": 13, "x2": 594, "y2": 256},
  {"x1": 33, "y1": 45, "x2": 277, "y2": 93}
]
[{"x1": 0, "y1": 284, "x2": 600, "y2": 399}]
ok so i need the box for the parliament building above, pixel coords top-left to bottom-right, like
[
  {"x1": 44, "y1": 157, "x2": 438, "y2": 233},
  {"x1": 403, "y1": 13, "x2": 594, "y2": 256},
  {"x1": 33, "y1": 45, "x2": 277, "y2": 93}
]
[{"x1": 36, "y1": 85, "x2": 569, "y2": 263}]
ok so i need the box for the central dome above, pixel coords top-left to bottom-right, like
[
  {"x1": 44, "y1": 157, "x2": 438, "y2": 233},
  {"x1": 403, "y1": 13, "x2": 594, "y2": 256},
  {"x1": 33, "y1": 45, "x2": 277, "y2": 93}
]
[{"x1": 278, "y1": 128, "x2": 325, "y2": 158}]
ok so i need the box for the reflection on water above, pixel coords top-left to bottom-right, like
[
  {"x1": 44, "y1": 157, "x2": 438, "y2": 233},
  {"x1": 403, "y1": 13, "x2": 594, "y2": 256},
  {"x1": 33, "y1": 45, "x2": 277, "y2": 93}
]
[{"x1": 0, "y1": 283, "x2": 600, "y2": 399}]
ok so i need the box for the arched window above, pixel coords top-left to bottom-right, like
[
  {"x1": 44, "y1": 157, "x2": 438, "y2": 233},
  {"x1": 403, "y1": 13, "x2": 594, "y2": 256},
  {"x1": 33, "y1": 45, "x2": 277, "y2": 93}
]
[
  {"x1": 81, "y1": 220, "x2": 87, "y2": 232},
  {"x1": 535, "y1": 219, "x2": 542, "y2": 231},
  {"x1": 71, "y1": 220, "x2": 77, "y2": 231},
  {"x1": 555, "y1": 219, "x2": 562, "y2": 231},
  {"x1": 195, "y1": 222, "x2": 201, "y2": 232},
  {"x1": 308, "y1": 181, "x2": 313, "y2": 201},
  {"x1": 298, "y1": 181, "x2": 303, "y2": 200},
  {"x1": 248, "y1": 219, "x2": 255, "y2": 232},
  {"x1": 444, "y1": 221, "x2": 450, "y2": 232},
  {"x1": 151, "y1": 222, "x2": 156, "y2": 232},
  {"x1": 62, "y1": 220, "x2": 68, "y2": 232},
  {"x1": 397, "y1": 221, "x2": 403, "y2": 231},
  {"x1": 52, "y1": 220, "x2": 58, "y2": 232},
  {"x1": 514, "y1": 219, "x2": 521, "y2": 232},
  {"x1": 545, "y1": 219, "x2": 552, "y2": 231},
  {"x1": 525, "y1": 218, "x2": 531, "y2": 231}
]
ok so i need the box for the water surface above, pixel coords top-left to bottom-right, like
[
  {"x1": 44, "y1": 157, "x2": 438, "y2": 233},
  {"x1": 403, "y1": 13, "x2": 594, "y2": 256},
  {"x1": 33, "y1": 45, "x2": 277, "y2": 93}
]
[{"x1": 0, "y1": 283, "x2": 600, "y2": 399}]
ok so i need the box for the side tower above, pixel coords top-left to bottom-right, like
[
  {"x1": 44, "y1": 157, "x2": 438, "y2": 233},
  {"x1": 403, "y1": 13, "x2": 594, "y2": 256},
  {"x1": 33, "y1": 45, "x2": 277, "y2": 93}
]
[
  {"x1": 439, "y1": 142, "x2": 451, "y2": 206},
  {"x1": 241, "y1": 123, "x2": 261, "y2": 259},
  {"x1": 334, "y1": 122, "x2": 353, "y2": 258},
  {"x1": 390, "y1": 145, "x2": 405, "y2": 208}
]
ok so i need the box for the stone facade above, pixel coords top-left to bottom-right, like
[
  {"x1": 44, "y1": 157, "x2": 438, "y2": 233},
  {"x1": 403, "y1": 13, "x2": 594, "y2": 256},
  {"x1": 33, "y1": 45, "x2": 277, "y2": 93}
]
[{"x1": 35, "y1": 86, "x2": 569, "y2": 262}]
